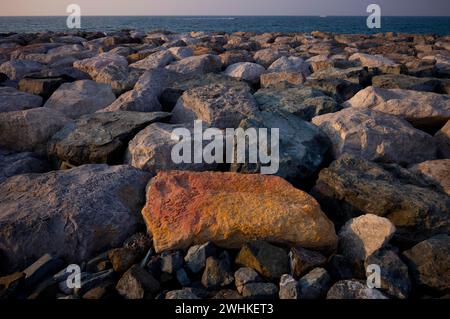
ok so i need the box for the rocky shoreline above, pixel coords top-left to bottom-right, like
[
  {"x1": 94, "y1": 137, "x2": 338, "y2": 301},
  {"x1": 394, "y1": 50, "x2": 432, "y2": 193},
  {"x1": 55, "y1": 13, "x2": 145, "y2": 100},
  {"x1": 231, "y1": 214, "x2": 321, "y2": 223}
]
[{"x1": 0, "y1": 30, "x2": 449, "y2": 300}]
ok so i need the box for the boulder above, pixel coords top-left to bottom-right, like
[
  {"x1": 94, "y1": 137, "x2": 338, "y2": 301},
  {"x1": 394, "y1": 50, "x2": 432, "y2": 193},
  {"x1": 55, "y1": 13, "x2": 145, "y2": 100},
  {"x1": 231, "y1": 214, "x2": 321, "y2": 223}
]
[
  {"x1": 297, "y1": 268, "x2": 332, "y2": 299},
  {"x1": 223, "y1": 62, "x2": 266, "y2": 84},
  {"x1": 289, "y1": 247, "x2": 327, "y2": 279},
  {"x1": 434, "y1": 119, "x2": 450, "y2": 158},
  {"x1": 18, "y1": 76, "x2": 67, "y2": 100},
  {"x1": 168, "y1": 46, "x2": 194, "y2": 60},
  {"x1": 171, "y1": 82, "x2": 259, "y2": 129},
  {"x1": 0, "y1": 149, "x2": 50, "y2": 184},
  {"x1": 234, "y1": 267, "x2": 263, "y2": 294},
  {"x1": 48, "y1": 111, "x2": 170, "y2": 165},
  {"x1": 184, "y1": 242, "x2": 216, "y2": 274},
  {"x1": 343, "y1": 86, "x2": 450, "y2": 131},
  {"x1": 241, "y1": 282, "x2": 278, "y2": 299},
  {"x1": 254, "y1": 87, "x2": 340, "y2": 121},
  {"x1": 165, "y1": 54, "x2": 222, "y2": 76},
  {"x1": 311, "y1": 155, "x2": 450, "y2": 246},
  {"x1": 260, "y1": 72, "x2": 307, "y2": 89},
  {"x1": 219, "y1": 50, "x2": 254, "y2": 68},
  {"x1": 0, "y1": 107, "x2": 71, "y2": 155},
  {"x1": 116, "y1": 265, "x2": 160, "y2": 299},
  {"x1": 0, "y1": 59, "x2": 43, "y2": 80},
  {"x1": 372, "y1": 74, "x2": 450, "y2": 94},
  {"x1": 201, "y1": 252, "x2": 234, "y2": 290},
  {"x1": 312, "y1": 108, "x2": 438, "y2": 165},
  {"x1": 326, "y1": 280, "x2": 388, "y2": 299},
  {"x1": 142, "y1": 171, "x2": 338, "y2": 253},
  {"x1": 349, "y1": 53, "x2": 403, "y2": 74},
  {"x1": 308, "y1": 66, "x2": 371, "y2": 86},
  {"x1": 129, "y1": 50, "x2": 174, "y2": 70},
  {"x1": 0, "y1": 87, "x2": 42, "y2": 113},
  {"x1": 279, "y1": 274, "x2": 299, "y2": 299},
  {"x1": 43, "y1": 80, "x2": 116, "y2": 119},
  {"x1": 165, "y1": 289, "x2": 200, "y2": 299},
  {"x1": 304, "y1": 78, "x2": 362, "y2": 103},
  {"x1": 253, "y1": 49, "x2": 285, "y2": 68},
  {"x1": 0, "y1": 164, "x2": 150, "y2": 272},
  {"x1": 410, "y1": 159, "x2": 450, "y2": 195}
]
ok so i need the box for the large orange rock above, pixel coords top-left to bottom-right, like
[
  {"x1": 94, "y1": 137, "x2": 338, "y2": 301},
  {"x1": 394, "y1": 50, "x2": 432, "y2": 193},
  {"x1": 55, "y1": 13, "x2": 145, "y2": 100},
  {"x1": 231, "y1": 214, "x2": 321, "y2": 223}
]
[{"x1": 142, "y1": 171, "x2": 337, "y2": 253}]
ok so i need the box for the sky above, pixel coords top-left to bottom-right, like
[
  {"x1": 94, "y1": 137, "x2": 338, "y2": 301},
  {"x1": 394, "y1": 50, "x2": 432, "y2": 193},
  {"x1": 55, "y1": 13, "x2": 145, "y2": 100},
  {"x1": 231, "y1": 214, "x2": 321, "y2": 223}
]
[{"x1": 1, "y1": 0, "x2": 449, "y2": 16}]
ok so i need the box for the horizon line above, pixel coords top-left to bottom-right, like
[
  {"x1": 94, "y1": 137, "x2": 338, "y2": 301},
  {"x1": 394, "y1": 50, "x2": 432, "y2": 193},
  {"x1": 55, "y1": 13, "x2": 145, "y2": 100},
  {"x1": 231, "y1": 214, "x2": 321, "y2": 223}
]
[{"x1": 1, "y1": 14, "x2": 450, "y2": 17}]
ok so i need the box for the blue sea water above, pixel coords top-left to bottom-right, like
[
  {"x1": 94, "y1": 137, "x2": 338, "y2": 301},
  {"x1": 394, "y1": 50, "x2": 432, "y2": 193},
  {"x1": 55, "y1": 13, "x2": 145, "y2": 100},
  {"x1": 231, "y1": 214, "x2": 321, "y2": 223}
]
[{"x1": 0, "y1": 16, "x2": 449, "y2": 35}]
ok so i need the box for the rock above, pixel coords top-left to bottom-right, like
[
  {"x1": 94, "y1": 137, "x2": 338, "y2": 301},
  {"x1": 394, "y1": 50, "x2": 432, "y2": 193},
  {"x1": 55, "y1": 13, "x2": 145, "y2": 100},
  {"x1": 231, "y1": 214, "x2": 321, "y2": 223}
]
[
  {"x1": 253, "y1": 49, "x2": 284, "y2": 68},
  {"x1": 289, "y1": 247, "x2": 327, "y2": 279},
  {"x1": 268, "y1": 56, "x2": 310, "y2": 74},
  {"x1": 403, "y1": 234, "x2": 450, "y2": 292},
  {"x1": 0, "y1": 272, "x2": 25, "y2": 299},
  {"x1": 241, "y1": 282, "x2": 278, "y2": 299},
  {"x1": 43, "y1": 80, "x2": 116, "y2": 119},
  {"x1": 0, "y1": 87, "x2": 42, "y2": 112},
  {"x1": 372, "y1": 74, "x2": 449, "y2": 94},
  {"x1": 201, "y1": 252, "x2": 234, "y2": 290},
  {"x1": 171, "y1": 82, "x2": 258, "y2": 128},
  {"x1": 234, "y1": 267, "x2": 263, "y2": 294},
  {"x1": 123, "y1": 232, "x2": 152, "y2": 257},
  {"x1": 160, "y1": 251, "x2": 184, "y2": 274},
  {"x1": 338, "y1": 214, "x2": 396, "y2": 273},
  {"x1": 223, "y1": 62, "x2": 266, "y2": 84},
  {"x1": 184, "y1": 242, "x2": 216, "y2": 274},
  {"x1": 308, "y1": 66, "x2": 371, "y2": 86},
  {"x1": 435, "y1": 120, "x2": 450, "y2": 158},
  {"x1": 165, "y1": 54, "x2": 222, "y2": 76},
  {"x1": 82, "y1": 281, "x2": 115, "y2": 299},
  {"x1": 260, "y1": 72, "x2": 307, "y2": 89},
  {"x1": 168, "y1": 46, "x2": 194, "y2": 60},
  {"x1": 219, "y1": 50, "x2": 253, "y2": 68},
  {"x1": 75, "y1": 269, "x2": 116, "y2": 296},
  {"x1": 48, "y1": 111, "x2": 170, "y2": 165},
  {"x1": 0, "y1": 149, "x2": 50, "y2": 183},
  {"x1": 279, "y1": 274, "x2": 299, "y2": 299},
  {"x1": 312, "y1": 155, "x2": 450, "y2": 246},
  {"x1": 18, "y1": 77, "x2": 66, "y2": 100},
  {"x1": 254, "y1": 87, "x2": 340, "y2": 121},
  {"x1": 327, "y1": 254, "x2": 355, "y2": 280},
  {"x1": 349, "y1": 53, "x2": 403, "y2": 74},
  {"x1": 365, "y1": 249, "x2": 411, "y2": 299},
  {"x1": 230, "y1": 110, "x2": 330, "y2": 182},
  {"x1": 176, "y1": 268, "x2": 190, "y2": 286},
  {"x1": 0, "y1": 164, "x2": 150, "y2": 272},
  {"x1": 235, "y1": 241, "x2": 289, "y2": 280},
  {"x1": 212, "y1": 289, "x2": 243, "y2": 299},
  {"x1": 108, "y1": 248, "x2": 141, "y2": 274},
  {"x1": 165, "y1": 289, "x2": 200, "y2": 299},
  {"x1": 142, "y1": 171, "x2": 338, "y2": 253},
  {"x1": 0, "y1": 59, "x2": 43, "y2": 80},
  {"x1": 125, "y1": 122, "x2": 219, "y2": 175},
  {"x1": 130, "y1": 50, "x2": 174, "y2": 70},
  {"x1": 23, "y1": 254, "x2": 63, "y2": 287},
  {"x1": 326, "y1": 280, "x2": 388, "y2": 299},
  {"x1": 343, "y1": 86, "x2": 450, "y2": 131},
  {"x1": 410, "y1": 160, "x2": 450, "y2": 195},
  {"x1": 304, "y1": 78, "x2": 362, "y2": 103},
  {"x1": 312, "y1": 108, "x2": 437, "y2": 165},
  {"x1": 73, "y1": 52, "x2": 128, "y2": 77},
  {"x1": 297, "y1": 268, "x2": 331, "y2": 299},
  {"x1": 0, "y1": 107, "x2": 71, "y2": 155},
  {"x1": 116, "y1": 265, "x2": 160, "y2": 299}
]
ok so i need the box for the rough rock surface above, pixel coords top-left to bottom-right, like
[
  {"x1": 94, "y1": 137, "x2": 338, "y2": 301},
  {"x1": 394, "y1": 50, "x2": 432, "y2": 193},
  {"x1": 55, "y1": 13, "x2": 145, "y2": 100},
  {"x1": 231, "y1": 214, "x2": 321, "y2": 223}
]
[
  {"x1": 434, "y1": 119, "x2": 450, "y2": 158},
  {"x1": 223, "y1": 62, "x2": 266, "y2": 84},
  {"x1": 165, "y1": 54, "x2": 222, "y2": 76},
  {"x1": 409, "y1": 159, "x2": 450, "y2": 195},
  {"x1": 326, "y1": 280, "x2": 388, "y2": 299},
  {"x1": 0, "y1": 87, "x2": 42, "y2": 113},
  {"x1": 0, "y1": 149, "x2": 50, "y2": 183}
]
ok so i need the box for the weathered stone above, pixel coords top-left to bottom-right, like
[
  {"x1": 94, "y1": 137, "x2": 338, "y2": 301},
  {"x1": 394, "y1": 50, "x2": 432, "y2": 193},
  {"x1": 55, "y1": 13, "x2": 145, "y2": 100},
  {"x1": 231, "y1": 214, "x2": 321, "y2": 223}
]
[
  {"x1": 308, "y1": 66, "x2": 371, "y2": 86},
  {"x1": 234, "y1": 267, "x2": 262, "y2": 294},
  {"x1": 43, "y1": 80, "x2": 116, "y2": 119},
  {"x1": 223, "y1": 62, "x2": 266, "y2": 84},
  {"x1": 241, "y1": 282, "x2": 278, "y2": 299},
  {"x1": 326, "y1": 280, "x2": 388, "y2": 299},
  {"x1": 201, "y1": 252, "x2": 234, "y2": 290},
  {"x1": 48, "y1": 111, "x2": 170, "y2": 165},
  {"x1": 253, "y1": 49, "x2": 284, "y2": 68},
  {"x1": 116, "y1": 265, "x2": 160, "y2": 299},
  {"x1": 165, "y1": 54, "x2": 222, "y2": 76},
  {"x1": 160, "y1": 251, "x2": 184, "y2": 274},
  {"x1": 372, "y1": 74, "x2": 450, "y2": 94},
  {"x1": 165, "y1": 289, "x2": 200, "y2": 299},
  {"x1": 184, "y1": 242, "x2": 217, "y2": 274},
  {"x1": 260, "y1": 71, "x2": 307, "y2": 89},
  {"x1": 235, "y1": 241, "x2": 289, "y2": 280},
  {"x1": 130, "y1": 50, "x2": 174, "y2": 70},
  {"x1": 168, "y1": 46, "x2": 194, "y2": 60},
  {"x1": 279, "y1": 274, "x2": 299, "y2": 299},
  {"x1": 435, "y1": 119, "x2": 450, "y2": 158},
  {"x1": 219, "y1": 50, "x2": 253, "y2": 68},
  {"x1": 304, "y1": 78, "x2": 362, "y2": 103},
  {"x1": 0, "y1": 149, "x2": 50, "y2": 183},
  {"x1": 82, "y1": 281, "x2": 115, "y2": 299},
  {"x1": 18, "y1": 77, "x2": 66, "y2": 100},
  {"x1": 212, "y1": 289, "x2": 243, "y2": 299},
  {"x1": 410, "y1": 159, "x2": 450, "y2": 195},
  {"x1": 108, "y1": 248, "x2": 141, "y2": 274},
  {"x1": 176, "y1": 268, "x2": 190, "y2": 286},
  {"x1": 297, "y1": 268, "x2": 332, "y2": 299},
  {"x1": 403, "y1": 234, "x2": 450, "y2": 292},
  {"x1": 142, "y1": 171, "x2": 338, "y2": 253},
  {"x1": 312, "y1": 108, "x2": 437, "y2": 165},
  {"x1": 23, "y1": 254, "x2": 63, "y2": 287},
  {"x1": 75, "y1": 269, "x2": 115, "y2": 296},
  {"x1": 0, "y1": 164, "x2": 150, "y2": 272},
  {"x1": 0, "y1": 59, "x2": 43, "y2": 80},
  {"x1": 349, "y1": 53, "x2": 403, "y2": 74},
  {"x1": 0, "y1": 272, "x2": 25, "y2": 299},
  {"x1": 0, "y1": 107, "x2": 71, "y2": 155},
  {"x1": 289, "y1": 247, "x2": 327, "y2": 279},
  {"x1": 0, "y1": 87, "x2": 42, "y2": 112}
]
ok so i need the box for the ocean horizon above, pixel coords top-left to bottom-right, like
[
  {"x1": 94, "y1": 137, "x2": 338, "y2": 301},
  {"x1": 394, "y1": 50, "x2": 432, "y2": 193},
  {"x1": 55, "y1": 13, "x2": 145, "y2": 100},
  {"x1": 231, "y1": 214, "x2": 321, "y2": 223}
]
[{"x1": 0, "y1": 16, "x2": 449, "y2": 35}]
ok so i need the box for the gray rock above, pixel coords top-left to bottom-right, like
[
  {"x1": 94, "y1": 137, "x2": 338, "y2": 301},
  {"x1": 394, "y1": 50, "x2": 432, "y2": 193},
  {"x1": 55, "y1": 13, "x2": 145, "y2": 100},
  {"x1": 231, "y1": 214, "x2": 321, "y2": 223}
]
[
  {"x1": 201, "y1": 252, "x2": 234, "y2": 290},
  {"x1": 23, "y1": 254, "x2": 63, "y2": 287},
  {"x1": 160, "y1": 251, "x2": 184, "y2": 274},
  {"x1": 223, "y1": 62, "x2": 266, "y2": 84},
  {"x1": 289, "y1": 247, "x2": 327, "y2": 279},
  {"x1": 279, "y1": 274, "x2": 299, "y2": 299},
  {"x1": 165, "y1": 54, "x2": 222, "y2": 76},
  {"x1": 130, "y1": 50, "x2": 174, "y2": 70},
  {"x1": 0, "y1": 164, "x2": 150, "y2": 272},
  {"x1": 18, "y1": 76, "x2": 66, "y2": 100},
  {"x1": 308, "y1": 66, "x2": 371, "y2": 86},
  {"x1": 0, "y1": 149, "x2": 50, "y2": 183},
  {"x1": 234, "y1": 267, "x2": 263, "y2": 294},
  {"x1": 108, "y1": 248, "x2": 141, "y2": 274},
  {"x1": 253, "y1": 49, "x2": 285, "y2": 68},
  {"x1": 0, "y1": 59, "x2": 43, "y2": 80},
  {"x1": 116, "y1": 265, "x2": 160, "y2": 299},
  {"x1": 184, "y1": 242, "x2": 216, "y2": 274},
  {"x1": 304, "y1": 78, "x2": 362, "y2": 103},
  {"x1": 76, "y1": 269, "x2": 115, "y2": 296},
  {"x1": 297, "y1": 267, "x2": 331, "y2": 299},
  {"x1": 0, "y1": 87, "x2": 42, "y2": 112},
  {"x1": 241, "y1": 282, "x2": 278, "y2": 299},
  {"x1": 165, "y1": 289, "x2": 200, "y2": 299},
  {"x1": 434, "y1": 119, "x2": 450, "y2": 158},
  {"x1": 176, "y1": 268, "x2": 191, "y2": 286},
  {"x1": 326, "y1": 280, "x2": 388, "y2": 299},
  {"x1": 372, "y1": 74, "x2": 450, "y2": 94}
]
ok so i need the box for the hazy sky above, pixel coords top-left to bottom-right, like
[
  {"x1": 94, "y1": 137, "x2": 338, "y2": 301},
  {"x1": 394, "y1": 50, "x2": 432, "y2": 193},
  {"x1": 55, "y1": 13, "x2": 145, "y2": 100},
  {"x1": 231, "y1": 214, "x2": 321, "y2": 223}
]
[{"x1": 1, "y1": 0, "x2": 449, "y2": 16}]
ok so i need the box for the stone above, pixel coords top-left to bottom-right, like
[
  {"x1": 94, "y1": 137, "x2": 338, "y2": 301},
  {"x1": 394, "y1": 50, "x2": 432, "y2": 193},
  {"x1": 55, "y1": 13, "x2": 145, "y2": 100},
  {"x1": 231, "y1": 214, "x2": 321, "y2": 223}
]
[
  {"x1": 403, "y1": 234, "x2": 450, "y2": 292},
  {"x1": 0, "y1": 164, "x2": 150, "y2": 272},
  {"x1": 108, "y1": 248, "x2": 141, "y2": 274},
  {"x1": 289, "y1": 247, "x2": 327, "y2": 279},
  {"x1": 201, "y1": 252, "x2": 234, "y2": 290},
  {"x1": 171, "y1": 82, "x2": 258, "y2": 129},
  {"x1": 212, "y1": 289, "x2": 243, "y2": 299},
  {"x1": 279, "y1": 274, "x2": 299, "y2": 299},
  {"x1": 75, "y1": 269, "x2": 115, "y2": 296},
  {"x1": 116, "y1": 265, "x2": 160, "y2": 299},
  {"x1": 260, "y1": 72, "x2": 307, "y2": 89},
  {"x1": 349, "y1": 53, "x2": 403, "y2": 74},
  {"x1": 184, "y1": 242, "x2": 217, "y2": 274},
  {"x1": 23, "y1": 254, "x2": 63, "y2": 287},
  {"x1": 326, "y1": 280, "x2": 388, "y2": 299},
  {"x1": 0, "y1": 59, "x2": 43, "y2": 80},
  {"x1": 308, "y1": 66, "x2": 371, "y2": 86},
  {"x1": 253, "y1": 49, "x2": 284, "y2": 68},
  {"x1": 0, "y1": 107, "x2": 71, "y2": 156},
  {"x1": 297, "y1": 268, "x2": 331, "y2": 299},
  {"x1": 48, "y1": 111, "x2": 170, "y2": 165},
  {"x1": 312, "y1": 108, "x2": 438, "y2": 165},
  {"x1": 73, "y1": 52, "x2": 128, "y2": 77},
  {"x1": 123, "y1": 232, "x2": 152, "y2": 257},
  {"x1": 129, "y1": 50, "x2": 174, "y2": 70},
  {"x1": 0, "y1": 272, "x2": 25, "y2": 299},
  {"x1": 18, "y1": 76, "x2": 66, "y2": 100},
  {"x1": 235, "y1": 241, "x2": 289, "y2": 280},
  {"x1": 82, "y1": 281, "x2": 115, "y2": 299},
  {"x1": 219, "y1": 50, "x2": 253, "y2": 68},
  {"x1": 142, "y1": 171, "x2": 338, "y2": 253},
  {"x1": 234, "y1": 267, "x2": 262, "y2": 294},
  {"x1": 304, "y1": 78, "x2": 362, "y2": 103},
  {"x1": 241, "y1": 282, "x2": 278, "y2": 299},
  {"x1": 343, "y1": 86, "x2": 450, "y2": 131},
  {"x1": 176, "y1": 268, "x2": 190, "y2": 286},
  {"x1": 327, "y1": 254, "x2": 355, "y2": 280},
  {"x1": 165, "y1": 54, "x2": 222, "y2": 76},
  {"x1": 372, "y1": 74, "x2": 449, "y2": 94},
  {"x1": 43, "y1": 80, "x2": 116, "y2": 119},
  {"x1": 410, "y1": 159, "x2": 450, "y2": 195},
  {"x1": 168, "y1": 46, "x2": 194, "y2": 60},
  {"x1": 254, "y1": 87, "x2": 340, "y2": 121},
  {"x1": 0, "y1": 87, "x2": 42, "y2": 112},
  {"x1": 223, "y1": 62, "x2": 266, "y2": 84},
  {"x1": 312, "y1": 155, "x2": 450, "y2": 246},
  {"x1": 165, "y1": 289, "x2": 200, "y2": 299},
  {"x1": 0, "y1": 149, "x2": 50, "y2": 183},
  {"x1": 125, "y1": 122, "x2": 219, "y2": 175},
  {"x1": 230, "y1": 110, "x2": 330, "y2": 182},
  {"x1": 160, "y1": 251, "x2": 184, "y2": 274},
  {"x1": 435, "y1": 120, "x2": 450, "y2": 158},
  {"x1": 365, "y1": 249, "x2": 411, "y2": 299}
]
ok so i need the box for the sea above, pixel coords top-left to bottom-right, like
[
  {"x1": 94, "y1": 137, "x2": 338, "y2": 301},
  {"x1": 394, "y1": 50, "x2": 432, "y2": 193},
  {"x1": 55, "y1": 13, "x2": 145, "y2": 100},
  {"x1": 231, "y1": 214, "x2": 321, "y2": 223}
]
[{"x1": 0, "y1": 16, "x2": 449, "y2": 35}]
